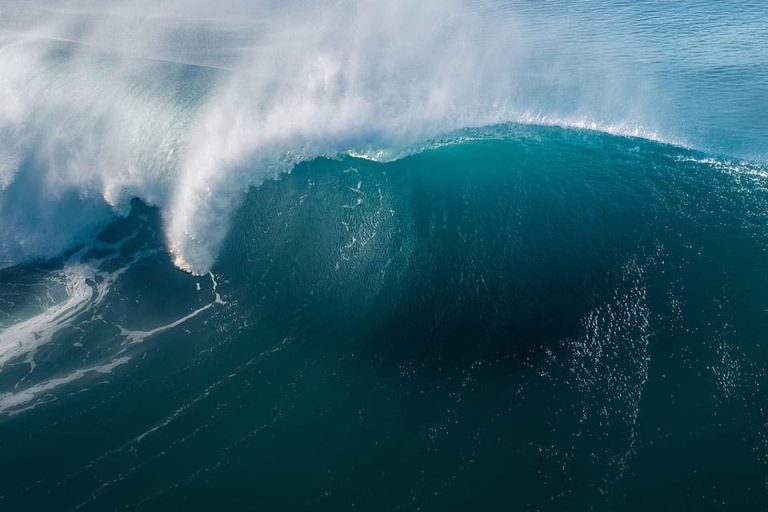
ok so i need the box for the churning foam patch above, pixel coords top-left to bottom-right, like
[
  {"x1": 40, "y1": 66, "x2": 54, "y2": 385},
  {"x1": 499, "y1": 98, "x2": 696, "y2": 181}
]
[{"x1": 0, "y1": 264, "x2": 95, "y2": 372}]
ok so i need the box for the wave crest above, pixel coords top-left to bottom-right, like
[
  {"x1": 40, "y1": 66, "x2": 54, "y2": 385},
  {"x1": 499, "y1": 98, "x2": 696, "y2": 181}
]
[{"x1": 1, "y1": 0, "x2": 669, "y2": 274}]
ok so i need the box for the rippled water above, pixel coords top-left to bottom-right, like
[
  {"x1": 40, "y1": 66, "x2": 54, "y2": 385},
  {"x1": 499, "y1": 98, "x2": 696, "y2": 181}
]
[{"x1": 499, "y1": 0, "x2": 768, "y2": 160}]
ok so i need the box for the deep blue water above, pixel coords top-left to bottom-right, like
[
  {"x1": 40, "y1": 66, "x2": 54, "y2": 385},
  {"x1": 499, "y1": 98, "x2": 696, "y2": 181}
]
[{"x1": 1, "y1": 2, "x2": 768, "y2": 511}]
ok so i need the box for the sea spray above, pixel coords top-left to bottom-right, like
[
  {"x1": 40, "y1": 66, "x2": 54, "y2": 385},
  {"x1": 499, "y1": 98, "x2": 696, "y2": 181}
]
[{"x1": 0, "y1": 0, "x2": 663, "y2": 273}]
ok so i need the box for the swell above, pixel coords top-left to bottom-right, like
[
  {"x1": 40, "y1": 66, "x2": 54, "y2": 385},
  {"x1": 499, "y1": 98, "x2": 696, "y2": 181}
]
[
  {"x1": 0, "y1": 131, "x2": 767, "y2": 512},
  {"x1": 1, "y1": 127, "x2": 766, "y2": 419}
]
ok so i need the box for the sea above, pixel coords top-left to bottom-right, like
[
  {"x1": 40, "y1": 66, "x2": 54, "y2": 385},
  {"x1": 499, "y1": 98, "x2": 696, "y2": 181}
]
[{"x1": 1, "y1": 1, "x2": 767, "y2": 510}]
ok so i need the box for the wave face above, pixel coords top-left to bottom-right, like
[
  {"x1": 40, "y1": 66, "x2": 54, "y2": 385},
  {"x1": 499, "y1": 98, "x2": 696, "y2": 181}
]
[
  {"x1": 1, "y1": 127, "x2": 768, "y2": 510},
  {"x1": 2, "y1": 0, "x2": 766, "y2": 273}
]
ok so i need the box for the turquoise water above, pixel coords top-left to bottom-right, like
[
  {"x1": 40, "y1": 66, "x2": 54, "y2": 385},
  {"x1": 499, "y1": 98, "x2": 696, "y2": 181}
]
[
  {"x1": 3, "y1": 127, "x2": 768, "y2": 510},
  {"x1": 1, "y1": 2, "x2": 768, "y2": 511}
]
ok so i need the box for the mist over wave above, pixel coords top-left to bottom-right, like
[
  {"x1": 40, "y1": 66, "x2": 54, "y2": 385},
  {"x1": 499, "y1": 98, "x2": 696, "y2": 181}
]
[{"x1": 0, "y1": 0, "x2": 670, "y2": 274}]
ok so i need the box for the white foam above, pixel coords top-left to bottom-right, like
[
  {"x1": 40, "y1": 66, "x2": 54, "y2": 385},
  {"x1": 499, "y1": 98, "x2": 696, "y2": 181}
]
[
  {"x1": 0, "y1": 265, "x2": 94, "y2": 371},
  {"x1": 0, "y1": 234, "x2": 154, "y2": 373},
  {"x1": 118, "y1": 272, "x2": 225, "y2": 344},
  {"x1": 0, "y1": 356, "x2": 130, "y2": 415},
  {"x1": 119, "y1": 303, "x2": 213, "y2": 345},
  {"x1": 209, "y1": 272, "x2": 226, "y2": 305}
]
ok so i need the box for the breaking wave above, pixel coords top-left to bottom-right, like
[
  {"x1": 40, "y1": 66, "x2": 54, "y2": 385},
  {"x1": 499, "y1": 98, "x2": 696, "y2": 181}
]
[{"x1": 0, "y1": 0, "x2": 675, "y2": 274}]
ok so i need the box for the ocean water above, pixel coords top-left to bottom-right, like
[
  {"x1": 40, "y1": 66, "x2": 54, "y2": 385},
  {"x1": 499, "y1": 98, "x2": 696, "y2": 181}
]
[{"x1": 1, "y1": 1, "x2": 767, "y2": 511}]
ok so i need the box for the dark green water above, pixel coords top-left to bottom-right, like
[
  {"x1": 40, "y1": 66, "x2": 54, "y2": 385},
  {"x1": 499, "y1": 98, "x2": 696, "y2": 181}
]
[{"x1": 2, "y1": 125, "x2": 768, "y2": 510}]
